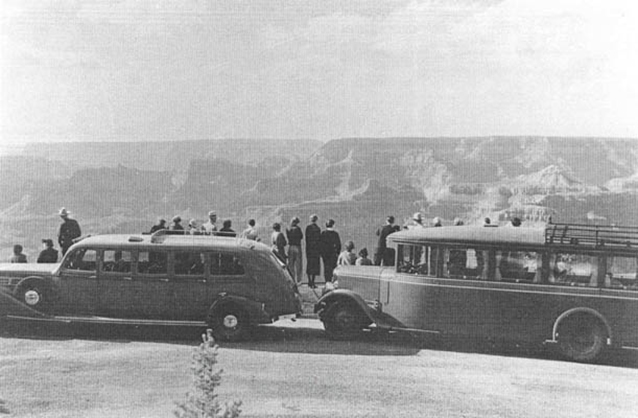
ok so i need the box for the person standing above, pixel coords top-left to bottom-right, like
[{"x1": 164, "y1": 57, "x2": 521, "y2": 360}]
[
  {"x1": 408, "y1": 212, "x2": 425, "y2": 229},
  {"x1": 375, "y1": 215, "x2": 396, "y2": 266},
  {"x1": 286, "y1": 217, "x2": 304, "y2": 284},
  {"x1": 241, "y1": 219, "x2": 259, "y2": 241},
  {"x1": 57, "y1": 207, "x2": 81, "y2": 256},
  {"x1": 305, "y1": 214, "x2": 322, "y2": 288},
  {"x1": 202, "y1": 211, "x2": 218, "y2": 235},
  {"x1": 320, "y1": 219, "x2": 341, "y2": 283},
  {"x1": 169, "y1": 216, "x2": 184, "y2": 231},
  {"x1": 218, "y1": 220, "x2": 236, "y2": 237},
  {"x1": 10, "y1": 244, "x2": 27, "y2": 263},
  {"x1": 150, "y1": 218, "x2": 167, "y2": 233},
  {"x1": 37, "y1": 239, "x2": 59, "y2": 263},
  {"x1": 271, "y1": 223, "x2": 287, "y2": 262}
]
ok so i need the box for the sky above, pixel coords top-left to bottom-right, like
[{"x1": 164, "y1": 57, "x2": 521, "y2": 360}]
[{"x1": 1, "y1": 0, "x2": 638, "y2": 145}]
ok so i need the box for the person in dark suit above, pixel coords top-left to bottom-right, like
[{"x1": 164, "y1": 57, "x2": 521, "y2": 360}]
[
  {"x1": 37, "y1": 239, "x2": 59, "y2": 263},
  {"x1": 150, "y1": 218, "x2": 167, "y2": 233},
  {"x1": 57, "y1": 207, "x2": 81, "y2": 256},
  {"x1": 320, "y1": 219, "x2": 341, "y2": 283},
  {"x1": 305, "y1": 214, "x2": 322, "y2": 288},
  {"x1": 375, "y1": 215, "x2": 397, "y2": 266}
]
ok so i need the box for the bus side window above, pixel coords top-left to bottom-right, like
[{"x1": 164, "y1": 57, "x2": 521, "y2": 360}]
[
  {"x1": 606, "y1": 255, "x2": 638, "y2": 290},
  {"x1": 138, "y1": 251, "x2": 167, "y2": 275},
  {"x1": 398, "y1": 244, "x2": 430, "y2": 275},
  {"x1": 495, "y1": 251, "x2": 539, "y2": 283},
  {"x1": 548, "y1": 253, "x2": 596, "y2": 287}
]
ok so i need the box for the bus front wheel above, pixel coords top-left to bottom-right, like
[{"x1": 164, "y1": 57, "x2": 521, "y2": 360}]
[
  {"x1": 557, "y1": 314, "x2": 606, "y2": 362},
  {"x1": 323, "y1": 301, "x2": 367, "y2": 340}
]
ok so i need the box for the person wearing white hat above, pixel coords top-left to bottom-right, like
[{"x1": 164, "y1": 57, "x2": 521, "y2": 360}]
[
  {"x1": 407, "y1": 212, "x2": 425, "y2": 229},
  {"x1": 202, "y1": 211, "x2": 218, "y2": 235},
  {"x1": 57, "y1": 207, "x2": 81, "y2": 255}
]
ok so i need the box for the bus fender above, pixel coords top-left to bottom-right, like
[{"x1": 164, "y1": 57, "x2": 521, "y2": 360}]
[
  {"x1": 314, "y1": 289, "x2": 379, "y2": 325},
  {"x1": 208, "y1": 293, "x2": 270, "y2": 325},
  {"x1": 551, "y1": 307, "x2": 613, "y2": 345},
  {"x1": 1, "y1": 282, "x2": 48, "y2": 318}
]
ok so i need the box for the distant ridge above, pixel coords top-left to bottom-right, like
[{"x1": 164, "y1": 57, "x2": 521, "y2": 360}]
[{"x1": 1, "y1": 136, "x2": 638, "y2": 260}]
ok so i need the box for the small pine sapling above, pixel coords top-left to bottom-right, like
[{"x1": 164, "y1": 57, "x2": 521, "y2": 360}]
[{"x1": 174, "y1": 329, "x2": 242, "y2": 418}]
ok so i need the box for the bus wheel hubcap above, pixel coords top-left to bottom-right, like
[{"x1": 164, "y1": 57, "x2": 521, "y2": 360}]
[
  {"x1": 24, "y1": 290, "x2": 40, "y2": 306},
  {"x1": 223, "y1": 314, "x2": 238, "y2": 328}
]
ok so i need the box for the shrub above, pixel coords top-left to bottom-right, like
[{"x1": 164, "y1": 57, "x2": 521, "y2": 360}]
[{"x1": 174, "y1": 329, "x2": 242, "y2": 418}]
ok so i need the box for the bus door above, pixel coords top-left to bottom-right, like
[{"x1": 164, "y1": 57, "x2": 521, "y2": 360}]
[
  {"x1": 207, "y1": 251, "x2": 254, "y2": 301},
  {"x1": 58, "y1": 248, "x2": 99, "y2": 316},
  {"x1": 170, "y1": 250, "x2": 211, "y2": 320},
  {"x1": 98, "y1": 250, "x2": 172, "y2": 320},
  {"x1": 390, "y1": 244, "x2": 437, "y2": 329}
]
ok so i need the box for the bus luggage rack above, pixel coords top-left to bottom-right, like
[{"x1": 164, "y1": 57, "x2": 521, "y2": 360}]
[{"x1": 545, "y1": 223, "x2": 638, "y2": 249}]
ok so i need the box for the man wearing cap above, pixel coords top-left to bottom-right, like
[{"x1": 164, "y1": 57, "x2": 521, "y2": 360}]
[
  {"x1": 57, "y1": 208, "x2": 81, "y2": 256},
  {"x1": 286, "y1": 216, "x2": 304, "y2": 284},
  {"x1": 202, "y1": 211, "x2": 218, "y2": 235},
  {"x1": 37, "y1": 239, "x2": 59, "y2": 263},
  {"x1": 170, "y1": 216, "x2": 184, "y2": 231},
  {"x1": 150, "y1": 217, "x2": 167, "y2": 233}
]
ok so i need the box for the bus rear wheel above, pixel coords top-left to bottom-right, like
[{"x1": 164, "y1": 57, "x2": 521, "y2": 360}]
[
  {"x1": 323, "y1": 301, "x2": 367, "y2": 340},
  {"x1": 557, "y1": 314, "x2": 606, "y2": 362}
]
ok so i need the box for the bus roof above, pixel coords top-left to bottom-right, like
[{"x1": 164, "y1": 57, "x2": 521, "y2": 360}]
[
  {"x1": 387, "y1": 226, "x2": 547, "y2": 247},
  {"x1": 74, "y1": 234, "x2": 271, "y2": 253},
  {"x1": 389, "y1": 223, "x2": 638, "y2": 253}
]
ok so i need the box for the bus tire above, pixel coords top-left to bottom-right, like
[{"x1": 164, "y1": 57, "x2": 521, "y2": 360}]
[
  {"x1": 207, "y1": 304, "x2": 249, "y2": 342},
  {"x1": 323, "y1": 301, "x2": 367, "y2": 340},
  {"x1": 557, "y1": 313, "x2": 606, "y2": 362}
]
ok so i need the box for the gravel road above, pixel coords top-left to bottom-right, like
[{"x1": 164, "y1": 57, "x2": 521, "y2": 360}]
[{"x1": 1, "y1": 318, "x2": 638, "y2": 417}]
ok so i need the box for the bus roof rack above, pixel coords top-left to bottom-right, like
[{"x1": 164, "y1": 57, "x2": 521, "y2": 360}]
[{"x1": 545, "y1": 222, "x2": 638, "y2": 249}]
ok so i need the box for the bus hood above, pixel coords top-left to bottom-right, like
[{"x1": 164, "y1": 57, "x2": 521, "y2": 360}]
[{"x1": 0, "y1": 263, "x2": 59, "y2": 276}]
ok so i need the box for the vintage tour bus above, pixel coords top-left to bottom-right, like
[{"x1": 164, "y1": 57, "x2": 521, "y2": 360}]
[
  {"x1": 315, "y1": 222, "x2": 638, "y2": 362},
  {"x1": 0, "y1": 230, "x2": 302, "y2": 341}
]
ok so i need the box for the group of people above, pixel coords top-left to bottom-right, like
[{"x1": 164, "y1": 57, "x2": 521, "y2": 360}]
[
  {"x1": 149, "y1": 211, "x2": 260, "y2": 240},
  {"x1": 9, "y1": 206, "x2": 525, "y2": 291},
  {"x1": 9, "y1": 207, "x2": 81, "y2": 264},
  {"x1": 268, "y1": 215, "x2": 374, "y2": 288}
]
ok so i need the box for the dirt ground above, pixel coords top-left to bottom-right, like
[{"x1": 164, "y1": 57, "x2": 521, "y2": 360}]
[{"x1": 2, "y1": 317, "x2": 638, "y2": 418}]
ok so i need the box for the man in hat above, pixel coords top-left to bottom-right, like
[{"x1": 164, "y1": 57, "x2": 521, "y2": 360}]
[
  {"x1": 286, "y1": 216, "x2": 304, "y2": 284},
  {"x1": 37, "y1": 239, "x2": 59, "y2": 263},
  {"x1": 170, "y1": 216, "x2": 184, "y2": 231},
  {"x1": 150, "y1": 217, "x2": 167, "y2": 233},
  {"x1": 57, "y1": 208, "x2": 81, "y2": 256},
  {"x1": 202, "y1": 211, "x2": 218, "y2": 235}
]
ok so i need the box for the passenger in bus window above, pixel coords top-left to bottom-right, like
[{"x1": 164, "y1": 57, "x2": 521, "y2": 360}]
[
  {"x1": 188, "y1": 253, "x2": 205, "y2": 275},
  {"x1": 447, "y1": 247, "x2": 467, "y2": 278}
]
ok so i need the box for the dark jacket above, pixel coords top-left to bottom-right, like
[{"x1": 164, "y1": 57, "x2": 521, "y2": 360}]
[
  {"x1": 320, "y1": 229, "x2": 341, "y2": 257},
  {"x1": 37, "y1": 248, "x2": 59, "y2": 263},
  {"x1": 286, "y1": 226, "x2": 303, "y2": 246},
  {"x1": 58, "y1": 218, "x2": 81, "y2": 249},
  {"x1": 305, "y1": 223, "x2": 321, "y2": 257}
]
